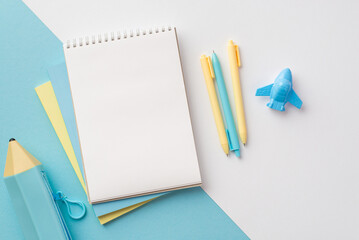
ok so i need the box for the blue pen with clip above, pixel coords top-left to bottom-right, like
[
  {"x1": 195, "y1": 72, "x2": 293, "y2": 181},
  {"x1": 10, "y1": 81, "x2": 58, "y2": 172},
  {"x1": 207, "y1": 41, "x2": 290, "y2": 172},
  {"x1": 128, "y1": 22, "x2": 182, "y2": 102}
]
[{"x1": 211, "y1": 52, "x2": 240, "y2": 157}]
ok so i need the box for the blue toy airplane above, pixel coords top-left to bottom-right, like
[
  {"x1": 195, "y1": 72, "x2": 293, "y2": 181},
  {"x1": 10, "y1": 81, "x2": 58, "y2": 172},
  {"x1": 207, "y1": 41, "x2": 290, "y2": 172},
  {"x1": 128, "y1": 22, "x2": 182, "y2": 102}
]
[{"x1": 256, "y1": 68, "x2": 302, "y2": 111}]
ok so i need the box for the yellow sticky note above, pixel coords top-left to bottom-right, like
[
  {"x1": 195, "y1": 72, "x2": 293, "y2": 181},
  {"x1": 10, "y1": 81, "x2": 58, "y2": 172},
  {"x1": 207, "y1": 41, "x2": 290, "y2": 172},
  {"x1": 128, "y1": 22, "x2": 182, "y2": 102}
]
[{"x1": 35, "y1": 81, "x2": 156, "y2": 224}]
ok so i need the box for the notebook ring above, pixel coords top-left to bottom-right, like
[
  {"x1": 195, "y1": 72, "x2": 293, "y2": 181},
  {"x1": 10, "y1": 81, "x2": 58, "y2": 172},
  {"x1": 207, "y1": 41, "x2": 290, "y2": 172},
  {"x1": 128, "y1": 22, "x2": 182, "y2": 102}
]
[{"x1": 65, "y1": 26, "x2": 173, "y2": 49}]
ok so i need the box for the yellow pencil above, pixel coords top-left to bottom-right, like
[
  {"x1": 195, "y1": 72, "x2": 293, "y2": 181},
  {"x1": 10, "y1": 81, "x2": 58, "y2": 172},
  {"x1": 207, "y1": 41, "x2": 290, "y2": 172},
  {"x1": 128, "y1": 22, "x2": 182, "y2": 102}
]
[
  {"x1": 227, "y1": 40, "x2": 247, "y2": 145},
  {"x1": 200, "y1": 55, "x2": 229, "y2": 155}
]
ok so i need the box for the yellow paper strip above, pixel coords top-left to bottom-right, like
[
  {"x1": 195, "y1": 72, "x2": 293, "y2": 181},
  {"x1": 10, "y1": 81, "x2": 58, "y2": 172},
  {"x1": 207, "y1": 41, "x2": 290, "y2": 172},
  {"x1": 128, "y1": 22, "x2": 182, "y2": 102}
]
[
  {"x1": 98, "y1": 199, "x2": 153, "y2": 224},
  {"x1": 36, "y1": 82, "x2": 87, "y2": 191}
]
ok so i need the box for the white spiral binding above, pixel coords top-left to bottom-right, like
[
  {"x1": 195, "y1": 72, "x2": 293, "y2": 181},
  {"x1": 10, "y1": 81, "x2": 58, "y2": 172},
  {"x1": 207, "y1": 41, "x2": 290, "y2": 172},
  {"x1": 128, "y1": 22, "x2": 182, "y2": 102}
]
[{"x1": 65, "y1": 26, "x2": 173, "y2": 49}]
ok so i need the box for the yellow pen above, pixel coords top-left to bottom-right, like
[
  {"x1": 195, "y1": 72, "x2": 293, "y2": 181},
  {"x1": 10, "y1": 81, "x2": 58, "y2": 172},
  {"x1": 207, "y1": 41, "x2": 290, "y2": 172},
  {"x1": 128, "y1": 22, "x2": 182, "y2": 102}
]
[
  {"x1": 228, "y1": 40, "x2": 247, "y2": 145},
  {"x1": 200, "y1": 55, "x2": 229, "y2": 155}
]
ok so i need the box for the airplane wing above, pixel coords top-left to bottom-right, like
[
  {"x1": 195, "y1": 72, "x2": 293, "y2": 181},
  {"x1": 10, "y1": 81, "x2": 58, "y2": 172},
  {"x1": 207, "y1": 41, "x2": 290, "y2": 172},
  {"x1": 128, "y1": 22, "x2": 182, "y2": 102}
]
[
  {"x1": 288, "y1": 90, "x2": 303, "y2": 109},
  {"x1": 255, "y1": 84, "x2": 273, "y2": 96}
]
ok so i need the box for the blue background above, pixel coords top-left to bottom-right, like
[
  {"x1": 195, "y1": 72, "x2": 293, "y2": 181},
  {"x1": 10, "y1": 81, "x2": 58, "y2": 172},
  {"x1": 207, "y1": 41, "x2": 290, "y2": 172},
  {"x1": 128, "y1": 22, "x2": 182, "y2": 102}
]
[{"x1": 0, "y1": 0, "x2": 249, "y2": 239}]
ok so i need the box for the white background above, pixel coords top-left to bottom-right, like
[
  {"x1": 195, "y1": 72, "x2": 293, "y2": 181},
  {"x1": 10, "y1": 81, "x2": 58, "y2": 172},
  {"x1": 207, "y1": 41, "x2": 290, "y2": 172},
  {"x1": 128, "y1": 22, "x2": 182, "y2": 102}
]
[{"x1": 23, "y1": 0, "x2": 359, "y2": 239}]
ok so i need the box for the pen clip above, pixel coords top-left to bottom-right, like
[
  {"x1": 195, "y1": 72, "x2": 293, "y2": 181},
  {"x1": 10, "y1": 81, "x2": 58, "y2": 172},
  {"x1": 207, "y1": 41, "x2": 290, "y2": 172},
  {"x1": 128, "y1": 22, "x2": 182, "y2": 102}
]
[
  {"x1": 225, "y1": 129, "x2": 233, "y2": 151},
  {"x1": 207, "y1": 56, "x2": 215, "y2": 79},
  {"x1": 235, "y1": 45, "x2": 241, "y2": 67}
]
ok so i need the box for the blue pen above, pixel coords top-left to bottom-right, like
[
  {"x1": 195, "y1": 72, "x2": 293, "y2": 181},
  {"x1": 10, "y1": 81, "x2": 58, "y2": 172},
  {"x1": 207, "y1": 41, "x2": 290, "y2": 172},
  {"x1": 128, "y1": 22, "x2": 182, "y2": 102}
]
[{"x1": 211, "y1": 52, "x2": 240, "y2": 157}]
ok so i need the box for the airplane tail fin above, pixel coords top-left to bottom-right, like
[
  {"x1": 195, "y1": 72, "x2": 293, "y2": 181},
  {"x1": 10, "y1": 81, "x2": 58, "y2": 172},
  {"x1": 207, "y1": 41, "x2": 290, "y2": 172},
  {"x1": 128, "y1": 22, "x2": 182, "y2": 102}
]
[{"x1": 267, "y1": 100, "x2": 285, "y2": 111}]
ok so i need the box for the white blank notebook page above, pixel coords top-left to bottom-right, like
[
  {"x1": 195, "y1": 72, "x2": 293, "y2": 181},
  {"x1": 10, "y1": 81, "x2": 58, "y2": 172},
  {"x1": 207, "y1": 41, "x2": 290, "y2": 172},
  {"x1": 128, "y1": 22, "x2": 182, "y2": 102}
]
[{"x1": 64, "y1": 28, "x2": 201, "y2": 204}]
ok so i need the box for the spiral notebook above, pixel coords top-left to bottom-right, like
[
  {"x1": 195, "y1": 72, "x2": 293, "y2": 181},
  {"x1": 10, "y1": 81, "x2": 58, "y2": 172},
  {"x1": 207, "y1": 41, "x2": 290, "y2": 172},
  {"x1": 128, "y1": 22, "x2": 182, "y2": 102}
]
[{"x1": 63, "y1": 27, "x2": 201, "y2": 204}]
